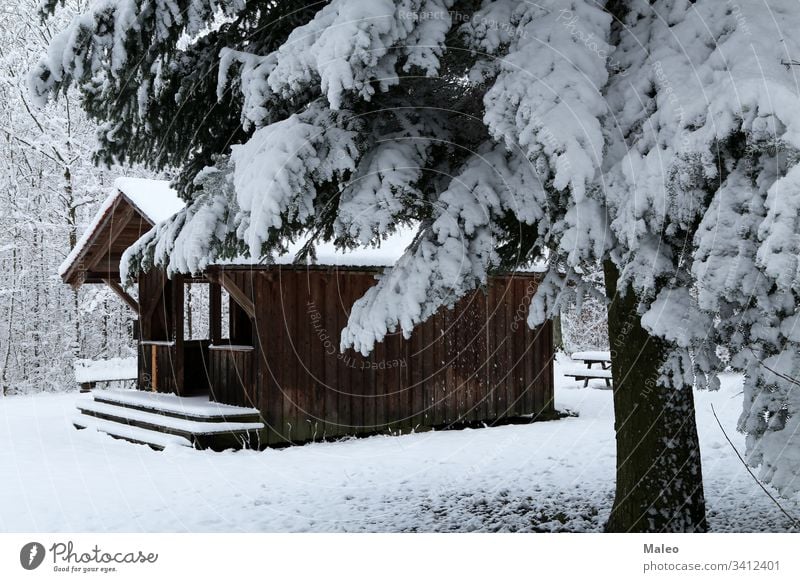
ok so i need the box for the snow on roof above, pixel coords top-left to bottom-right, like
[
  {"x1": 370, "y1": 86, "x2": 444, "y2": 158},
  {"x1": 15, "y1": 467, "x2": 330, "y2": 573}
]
[
  {"x1": 222, "y1": 224, "x2": 547, "y2": 272},
  {"x1": 214, "y1": 226, "x2": 417, "y2": 269},
  {"x1": 61, "y1": 176, "x2": 546, "y2": 277},
  {"x1": 58, "y1": 179, "x2": 184, "y2": 278},
  {"x1": 115, "y1": 178, "x2": 185, "y2": 224},
  {"x1": 278, "y1": 226, "x2": 419, "y2": 267}
]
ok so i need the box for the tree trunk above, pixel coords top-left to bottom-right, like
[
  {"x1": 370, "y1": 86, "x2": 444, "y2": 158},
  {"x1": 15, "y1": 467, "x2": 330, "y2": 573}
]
[
  {"x1": 552, "y1": 310, "x2": 564, "y2": 353},
  {"x1": 603, "y1": 261, "x2": 707, "y2": 532}
]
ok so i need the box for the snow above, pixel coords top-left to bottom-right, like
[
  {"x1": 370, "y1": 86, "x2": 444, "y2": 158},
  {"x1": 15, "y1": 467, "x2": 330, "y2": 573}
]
[
  {"x1": 73, "y1": 416, "x2": 193, "y2": 450},
  {"x1": 276, "y1": 227, "x2": 418, "y2": 267},
  {"x1": 570, "y1": 351, "x2": 611, "y2": 362},
  {"x1": 38, "y1": 0, "x2": 800, "y2": 498},
  {"x1": 73, "y1": 358, "x2": 137, "y2": 383},
  {"x1": 342, "y1": 144, "x2": 550, "y2": 355},
  {"x1": 114, "y1": 178, "x2": 185, "y2": 224},
  {"x1": 562, "y1": 367, "x2": 612, "y2": 379},
  {"x1": 597, "y1": 0, "x2": 800, "y2": 495},
  {"x1": 1, "y1": 360, "x2": 796, "y2": 532},
  {"x1": 76, "y1": 401, "x2": 264, "y2": 435},
  {"x1": 31, "y1": 1, "x2": 250, "y2": 107},
  {"x1": 58, "y1": 179, "x2": 184, "y2": 278},
  {"x1": 96, "y1": 390, "x2": 259, "y2": 419}
]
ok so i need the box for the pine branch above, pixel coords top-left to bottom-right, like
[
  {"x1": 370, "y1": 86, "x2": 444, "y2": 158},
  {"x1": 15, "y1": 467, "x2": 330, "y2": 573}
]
[
  {"x1": 748, "y1": 347, "x2": 800, "y2": 388},
  {"x1": 710, "y1": 403, "x2": 799, "y2": 529}
]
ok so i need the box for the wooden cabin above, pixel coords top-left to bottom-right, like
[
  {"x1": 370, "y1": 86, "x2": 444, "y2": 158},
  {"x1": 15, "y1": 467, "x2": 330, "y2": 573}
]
[{"x1": 62, "y1": 179, "x2": 555, "y2": 449}]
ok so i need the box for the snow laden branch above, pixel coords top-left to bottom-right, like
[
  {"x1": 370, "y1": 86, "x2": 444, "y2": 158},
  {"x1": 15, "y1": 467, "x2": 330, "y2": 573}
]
[
  {"x1": 217, "y1": 0, "x2": 457, "y2": 126},
  {"x1": 468, "y1": 0, "x2": 613, "y2": 323},
  {"x1": 30, "y1": 0, "x2": 248, "y2": 108},
  {"x1": 602, "y1": 0, "x2": 800, "y2": 495},
  {"x1": 342, "y1": 143, "x2": 548, "y2": 355},
  {"x1": 124, "y1": 102, "x2": 362, "y2": 277}
]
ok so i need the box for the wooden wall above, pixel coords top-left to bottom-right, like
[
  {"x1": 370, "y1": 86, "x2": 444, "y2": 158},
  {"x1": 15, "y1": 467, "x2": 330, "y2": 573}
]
[{"x1": 208, "y1": 266, "x2": 554, "y2": 446}]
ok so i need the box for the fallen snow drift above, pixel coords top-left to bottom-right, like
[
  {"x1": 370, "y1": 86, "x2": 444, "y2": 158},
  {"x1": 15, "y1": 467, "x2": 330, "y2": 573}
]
[{"x1": 0, "y1": 360, "x2": 796, "y2": 532}]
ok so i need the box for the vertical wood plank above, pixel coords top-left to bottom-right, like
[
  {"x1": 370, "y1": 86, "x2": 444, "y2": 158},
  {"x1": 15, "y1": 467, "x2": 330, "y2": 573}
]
[
  {"x1": 284, "y1": 270, "x2": 300, "y2": 442},
  {"x1": 485, "y1": 281, "x2": 497, "y2": 422},
  {"x1": 477, "y1": 288, "x2": 490, "y2": 423},
  {"x1": 466, "y1": 292, "x2": 479, "y2": 423},
  {"x1": 265, "y1": 270, "x2": 284, "y2": 445},
  {"x1": 433, "y1": 311, "x2": 445, "y2": 426},
  {"x1": 337, "y1": 271, "x2": 351, "y2": 435},
  {"x1": 347, "y1": 273, "x2": 364, "y2": 435},
  {"x1": 297, "y1": 270, "x2": 313, "y2": 443},
  {"x1": 521, "y1": 279, "x2": 535, "y2": 416},
  {"x1": 307, "y1": 272, "x2": 324, "y2": 441},
  {"x1": 424, "y1": 316, "x2": 433, "y2": 427},
  {"x1": 387, "y1": 330, "x2": 401, "y2": 431},
  {"x1": 504, "y1": 277, "x2": 516, "y2": 419},
  {"x1": 509, "y1": 277, "x2": 523, "y2": 417},
  {"x1": 323, "y1": 270, "x2": 340, "y2": 438},
  {"x1": 545, "y1": 318, "x2": 555, "y2": 415},
  {"x1": 410, "y1": 318, "x2": 423, "y2": 430},
  {"x1": 493, "y1": 279, "x2": 506, "y2": 420}
]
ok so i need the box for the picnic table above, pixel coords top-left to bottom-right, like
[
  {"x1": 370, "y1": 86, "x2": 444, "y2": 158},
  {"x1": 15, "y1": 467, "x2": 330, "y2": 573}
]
[
  {"x1": 571, "y1": 351, "x2": 612, "y2": 370},
  {"x1": 564, "y1": 351, "x2": 612, "y2": 388}
]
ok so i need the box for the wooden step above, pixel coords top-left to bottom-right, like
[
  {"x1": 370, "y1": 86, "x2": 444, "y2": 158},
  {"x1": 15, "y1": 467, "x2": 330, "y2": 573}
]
[
  {"x1": 93, "y1": 390, "x2": 261, "y2": 423},
  {"x1": 73, "y1": 415, "x2": 193, "y2": 450},
  {"x1": 76, "y1": 400, "x2": 265, "y2": 450}
]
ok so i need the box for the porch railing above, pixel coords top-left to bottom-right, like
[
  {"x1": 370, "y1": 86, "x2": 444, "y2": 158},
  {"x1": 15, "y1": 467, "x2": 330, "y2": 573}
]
[
  {"x1": 207, "y1": 344, "x2": 255, "y2": 408},
  {"x1": 138, "y1": 340, "x2": 178, "y2": 393}
]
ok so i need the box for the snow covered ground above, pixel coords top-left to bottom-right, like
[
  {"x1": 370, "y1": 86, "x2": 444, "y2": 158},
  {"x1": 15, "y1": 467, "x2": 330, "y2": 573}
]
[{"x1": 1, "y1": 358, "x2": 797, "y2": 533}]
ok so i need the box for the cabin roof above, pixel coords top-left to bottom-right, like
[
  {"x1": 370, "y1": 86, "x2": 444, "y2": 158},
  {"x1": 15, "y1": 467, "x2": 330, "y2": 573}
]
[
  {"x1": 227, "y1": 231, "x2": 547, "y2": 273},
  {"x1": 114, "y1": 178, "x2": 185, "y2": 223},
  {"x1": 62, "y1": 178, "x2": 545, "y2": 288},
  {"x1": 59, "y1": 179, "x2": 185, "y2": 287},
  {"x1": 217, "y1": 226, "x2": 422, "y2": 269}
]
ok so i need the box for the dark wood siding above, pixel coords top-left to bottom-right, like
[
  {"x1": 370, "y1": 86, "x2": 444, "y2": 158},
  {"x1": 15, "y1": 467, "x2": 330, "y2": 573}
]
[
  {"x1": 208, "y1": 346, "x2": 255, "y2": 408},
  {"x1": 206, "y1": 266, "x2": 554, "y2": 447}
]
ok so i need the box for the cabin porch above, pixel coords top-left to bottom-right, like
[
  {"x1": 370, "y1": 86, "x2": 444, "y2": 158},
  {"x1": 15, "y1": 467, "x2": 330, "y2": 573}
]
[{"x1": 136, "y1": 269, "x2": 256, "y2": 409}]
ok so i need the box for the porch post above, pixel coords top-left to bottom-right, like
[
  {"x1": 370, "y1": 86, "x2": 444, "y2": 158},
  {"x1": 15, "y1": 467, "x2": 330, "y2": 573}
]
[
  {"x1": 172, "y1": 275, "x2": 185, "y2": 395},
  {"x1": 209, "y1": 279, "x2": 222, "y2": 344}
]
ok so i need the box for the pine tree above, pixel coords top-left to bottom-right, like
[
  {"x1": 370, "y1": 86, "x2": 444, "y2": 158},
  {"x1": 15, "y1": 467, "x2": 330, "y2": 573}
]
[{"x1": 33, "y1": 0, "x2": 800, "y2": 530}]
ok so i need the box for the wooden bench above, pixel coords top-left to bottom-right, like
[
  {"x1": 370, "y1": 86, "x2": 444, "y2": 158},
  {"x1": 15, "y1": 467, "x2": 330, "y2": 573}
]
[
  {"x1": 74, "y1": 357, "x2": 137, "y2": 392},
  {"x1": 563, "y1": 367, "x2": 612, "y2": 388}
]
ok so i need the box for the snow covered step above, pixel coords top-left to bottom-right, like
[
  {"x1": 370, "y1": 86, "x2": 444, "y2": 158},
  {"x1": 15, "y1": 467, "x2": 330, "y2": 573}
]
[
  {"x1": 73, "y1": 415, "x2": 192, "y2": 450},
  {"x1": 77, "y1": 400, "x2": 264, "y2": 435},
  {"x1": 93, "y1": 390, "x2": 261, "y2": 422},
  {"x1": 75, "y1": 399, "x2": 265, "y2": 450}
]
